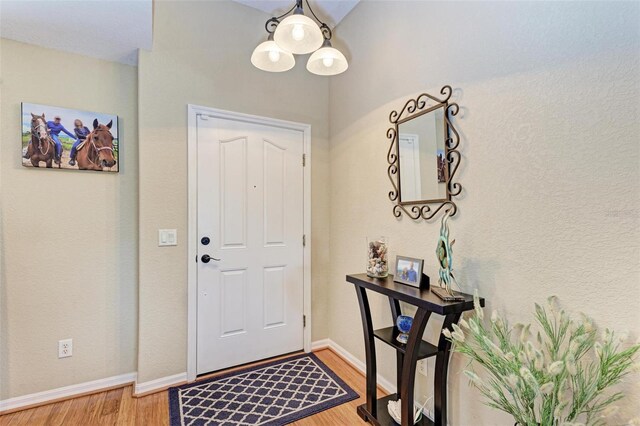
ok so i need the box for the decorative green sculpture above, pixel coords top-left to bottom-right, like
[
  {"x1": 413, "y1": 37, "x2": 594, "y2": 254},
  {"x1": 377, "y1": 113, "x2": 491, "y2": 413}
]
[{"x1": 436, "y1": 209, "x2": 458, "y2": 297}]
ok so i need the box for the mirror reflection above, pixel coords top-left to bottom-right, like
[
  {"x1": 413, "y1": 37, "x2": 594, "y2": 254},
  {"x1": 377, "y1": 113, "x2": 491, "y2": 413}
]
[{"x1": 398, "y1": 107, "x2": 447, "y2": 202}]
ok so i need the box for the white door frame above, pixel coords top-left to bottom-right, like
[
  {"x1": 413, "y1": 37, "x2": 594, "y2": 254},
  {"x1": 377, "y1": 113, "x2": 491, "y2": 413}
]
[
  {"x1": 187, "y1": 104, "x2": 312, "y2": 382},
  {"x1": 398, "y1": 133, "x2": 422, "y2": 200}
]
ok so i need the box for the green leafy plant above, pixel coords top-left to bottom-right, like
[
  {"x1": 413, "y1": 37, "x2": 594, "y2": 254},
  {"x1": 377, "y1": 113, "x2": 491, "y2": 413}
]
[{"x1": 443, "y1": 294, "x2": 640, "y2": 426}]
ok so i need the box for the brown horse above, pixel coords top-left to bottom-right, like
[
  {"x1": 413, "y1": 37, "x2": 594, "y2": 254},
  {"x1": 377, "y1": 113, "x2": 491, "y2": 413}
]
[
  {"x1": 76, "y1": 119, "x2": 117, "y2": 171},
  {"x1": 26, "y1": 113, "x2": 57, "y2": 168}
]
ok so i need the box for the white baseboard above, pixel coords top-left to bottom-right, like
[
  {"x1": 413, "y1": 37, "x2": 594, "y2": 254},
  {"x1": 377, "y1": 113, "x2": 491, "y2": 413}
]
[
  {"x1": 312, "y1": 338, "x2": 396, "y2": 394},
  {"x1": 310, "y1": 338, "x2": 331, "y2": 351},
  {"x1": 134, "y1": 372, "x2": 187, "y2": 396},
  {"x1": 0, "y1": 372, "x2": 137, "y2": 414}
]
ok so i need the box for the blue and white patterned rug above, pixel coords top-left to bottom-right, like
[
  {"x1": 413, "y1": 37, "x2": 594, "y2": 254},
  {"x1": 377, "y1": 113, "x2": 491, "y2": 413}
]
[{"x1": 168, "y1": 353, "x2": 359, "y2": 425}]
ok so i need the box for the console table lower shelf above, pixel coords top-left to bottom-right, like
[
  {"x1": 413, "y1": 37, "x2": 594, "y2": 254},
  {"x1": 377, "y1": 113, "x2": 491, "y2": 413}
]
[{"x1": 357, "y1": 394, "x2": 435, "y2": 426}]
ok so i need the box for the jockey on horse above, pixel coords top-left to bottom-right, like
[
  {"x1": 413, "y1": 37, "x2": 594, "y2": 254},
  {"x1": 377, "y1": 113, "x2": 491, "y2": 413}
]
[
  {"x1": 47, "y1": 115, "x2": 75, "y2": 164},
  {"x1": 69, "y1": 119, "x2": 91, "y2": 167}
]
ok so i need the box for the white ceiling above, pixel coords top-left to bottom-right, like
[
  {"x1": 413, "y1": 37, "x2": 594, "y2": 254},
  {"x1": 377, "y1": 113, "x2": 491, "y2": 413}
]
[
  {"x1": 0, "y1": 0, "x2": 153, "y2": 66},
  {"x1": 0, "y1": 0, "x2": 357, "y2": 66},
  {"x1": 233, "y1": 0, "x2": 360, "y2": 28}
]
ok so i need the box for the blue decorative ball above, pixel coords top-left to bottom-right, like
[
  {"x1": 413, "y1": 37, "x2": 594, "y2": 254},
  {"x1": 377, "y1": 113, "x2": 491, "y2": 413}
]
[{"x1": 396, "y1": 315, "x2": 413, "y2": 334}]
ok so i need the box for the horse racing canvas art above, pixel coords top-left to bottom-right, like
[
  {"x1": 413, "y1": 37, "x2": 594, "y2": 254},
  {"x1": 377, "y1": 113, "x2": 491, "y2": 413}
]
[{"x1": 21, "y1": 103, "x2": 119, "y2": 172}]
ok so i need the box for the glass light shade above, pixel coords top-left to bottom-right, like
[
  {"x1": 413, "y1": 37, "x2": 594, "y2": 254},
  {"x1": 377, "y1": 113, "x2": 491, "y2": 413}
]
[
  {"x1": 274, "y1": 13, "x2": 324, "y2": 54},
  {"x1": 306, "y1": 44, "x2": 348, "y2": 76},
  {"x1": 251, "y1": 39, "x2": 295, "y2": 72}
]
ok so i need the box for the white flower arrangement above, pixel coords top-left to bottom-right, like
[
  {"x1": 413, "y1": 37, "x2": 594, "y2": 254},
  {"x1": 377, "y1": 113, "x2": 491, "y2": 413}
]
[{"x1": 443, "y1": 293, "x2": 640, "y2": 426}]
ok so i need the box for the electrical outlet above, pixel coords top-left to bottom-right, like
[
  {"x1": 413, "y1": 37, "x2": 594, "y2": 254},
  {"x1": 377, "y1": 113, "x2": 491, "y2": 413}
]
[
  {"x1": 418, "y1": 359, "x2": 428, "y2": 376},
  {"x1": 58, "y1": 339, "x2": 72, "y2": 358}
]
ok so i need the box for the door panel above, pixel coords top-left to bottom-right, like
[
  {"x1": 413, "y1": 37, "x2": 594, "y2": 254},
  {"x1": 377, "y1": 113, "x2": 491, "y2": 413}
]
[
  {"x1": 263, "y1": 139, "x2": 286, "y2": 246},
  {"x1": 220, "y1": 137, "x2": 247, "y2": 248},
  {"x1": 263, "y1": 265, "x2": 286, "y2": 328},
  {"x1": 220, "y1": 268, "x2": 247, "y2": 336},
  {"x1": 196, "y1": 116, "x2": 304, "y2": 375}
]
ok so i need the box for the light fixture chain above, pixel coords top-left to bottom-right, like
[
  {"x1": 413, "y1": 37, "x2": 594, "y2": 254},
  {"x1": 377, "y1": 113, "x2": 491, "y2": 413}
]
[
  {"x1": 304, "y1": 0, "x2": 332, "y2": 39},
  {"x1": 276, "y1": 3, "x2": 297, "y2": 20}
]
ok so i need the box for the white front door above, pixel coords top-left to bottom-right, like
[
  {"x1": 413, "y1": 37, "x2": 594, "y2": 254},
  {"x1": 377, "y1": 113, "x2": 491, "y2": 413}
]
[{"x1": 196, "y1": 115, "x2": 305, "y2": 375}]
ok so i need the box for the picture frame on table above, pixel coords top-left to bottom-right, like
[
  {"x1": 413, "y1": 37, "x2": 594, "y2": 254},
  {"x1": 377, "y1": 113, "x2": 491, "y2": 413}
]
[{"x1": 393, "y1": 256, "x2": 424, "y2": 288}]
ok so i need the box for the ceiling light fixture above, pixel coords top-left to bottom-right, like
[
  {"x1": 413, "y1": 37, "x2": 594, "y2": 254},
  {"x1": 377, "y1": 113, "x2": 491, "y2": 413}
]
[{"x1": 251, "y1": 0, "x2": 348, "y2": 76}]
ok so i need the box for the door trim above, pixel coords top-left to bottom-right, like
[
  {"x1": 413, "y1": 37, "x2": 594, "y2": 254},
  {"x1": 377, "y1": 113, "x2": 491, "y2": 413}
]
[{"x1": 186, "y1": 105, "x2": 312, "y2": 382}]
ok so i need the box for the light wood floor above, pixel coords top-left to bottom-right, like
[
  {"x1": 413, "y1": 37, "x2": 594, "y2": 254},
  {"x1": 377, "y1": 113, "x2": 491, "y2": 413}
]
[{"x1": 0, "y1": 349, "x2": 383, "y2": 425}]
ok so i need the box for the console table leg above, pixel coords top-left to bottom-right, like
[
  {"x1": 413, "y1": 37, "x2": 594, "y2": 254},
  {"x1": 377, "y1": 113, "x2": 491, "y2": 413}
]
[
  {"x1": 355, "y1": 286, "x2": 377, "y2": 418},
  {"x1": 434, "y1": 313, "x2": 462, "y2": 426},
  {"x1": 387, "y1": 297, "x2": 403, "y2": 393},
  {"x1": 396, "y1": 352, "x2": 404, "y2": 394},
  {"x1": 387, "y1": 297, "x2": 401, "y2": 321},
  {"x1": 400, "y1": 308, "x2": 431, "y2": 426}
]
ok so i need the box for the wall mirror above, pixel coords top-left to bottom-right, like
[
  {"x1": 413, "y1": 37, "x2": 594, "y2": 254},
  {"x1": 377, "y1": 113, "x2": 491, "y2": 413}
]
[{"x1": 387, "y1": 85, "x2": 461, "y2": 220}]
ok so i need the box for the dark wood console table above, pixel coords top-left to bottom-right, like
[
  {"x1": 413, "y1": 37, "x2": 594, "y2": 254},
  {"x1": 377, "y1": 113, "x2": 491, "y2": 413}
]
[{"x1": 347, "y1": 273, "x2": 484, "y2": 426}]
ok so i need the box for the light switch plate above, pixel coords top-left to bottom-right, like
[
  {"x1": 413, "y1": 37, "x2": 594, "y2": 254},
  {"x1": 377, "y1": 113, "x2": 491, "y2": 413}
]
[{"x1": 158, "y1": 229, "x2": 177, "y2": 246}]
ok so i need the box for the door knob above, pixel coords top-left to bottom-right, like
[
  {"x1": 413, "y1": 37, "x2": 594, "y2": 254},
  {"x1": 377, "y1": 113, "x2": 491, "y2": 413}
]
[{"x1": 201, "y1": 254, "x2": 220, "y2": 263}]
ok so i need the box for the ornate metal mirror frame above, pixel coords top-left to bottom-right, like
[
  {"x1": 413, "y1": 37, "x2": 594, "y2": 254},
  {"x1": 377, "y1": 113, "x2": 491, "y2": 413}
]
[{"x1": 387, "y1": 85, "x2": 461, "y2": 220}]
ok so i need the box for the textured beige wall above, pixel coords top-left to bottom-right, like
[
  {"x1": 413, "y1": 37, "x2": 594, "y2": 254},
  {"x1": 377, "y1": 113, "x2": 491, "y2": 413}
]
[
  {"x1": 0, "y1": 39, "x2": 138, "y2": 399},
  {"x1": 328, "y1": 1, "x2": 639, "y2": 423},
  {"x1": 137, "y1": 1, "x2": 330, "y2": 382}
]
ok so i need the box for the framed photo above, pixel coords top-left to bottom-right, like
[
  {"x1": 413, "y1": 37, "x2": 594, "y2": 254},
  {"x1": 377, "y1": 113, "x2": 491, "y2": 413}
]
[
  {"x1": 22, "y1": 102, "x2": 119, "y2": 172},
  {"x1": 394, "y1": 256, "x2": 424, "y2": 288}
]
